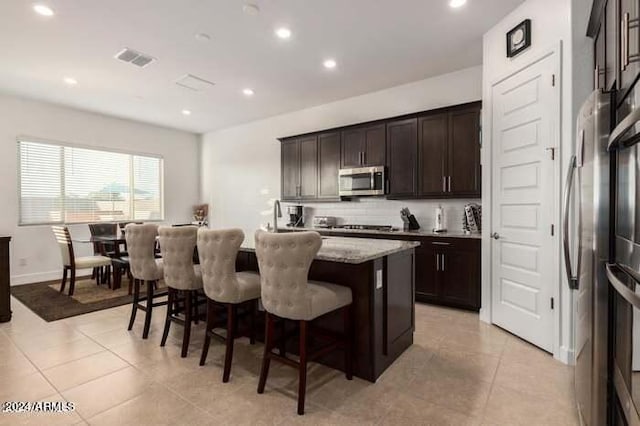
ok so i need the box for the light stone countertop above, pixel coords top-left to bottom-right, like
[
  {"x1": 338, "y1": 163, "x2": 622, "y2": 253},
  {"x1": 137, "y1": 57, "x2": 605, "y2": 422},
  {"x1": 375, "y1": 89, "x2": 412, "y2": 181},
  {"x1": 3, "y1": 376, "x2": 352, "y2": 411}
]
[
  {"x1": 278, "y1": 226, "x2": 482, "y2": 239},
  {"x1": 240, "y1": 236, "x2": 420, "y2": 264}
]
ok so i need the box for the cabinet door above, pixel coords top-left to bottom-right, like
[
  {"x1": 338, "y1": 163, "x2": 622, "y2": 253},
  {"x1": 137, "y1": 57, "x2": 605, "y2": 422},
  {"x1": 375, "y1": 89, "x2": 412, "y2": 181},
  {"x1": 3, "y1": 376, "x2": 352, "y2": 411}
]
[
  {"x1": 415, "y1": 246, "x2": 439, "y2": 301},
  {"x1": 387, "y1": 118, "x2": 417, "y2": 197},
  {"x1": 439, "y1": 247, "x2": 480, "y2": 310},
  {"x1": 299, "y1": 136, "x2": 318, "y2": 199},
  {"x1": 418, "y1": 113, "x2": 447, "y2": 197},
  {"x1": 281, "y1": 140, "x2": 300, "y2": 201},
  {"x1": 448, "y1": 107, "x2": 481, "y2": 197},
  {"x1": 341, "y1": 128, "x2": 365, "y2": 168},
  {"x1": 317, "y1": 132, "x2": 341, "y2": 199},
  {"x1": 363, "y1": 124, "x2": 386, "y2": 166},
  {"x1": 619, "y1": 0, "x2": 640, "y2": 100}
]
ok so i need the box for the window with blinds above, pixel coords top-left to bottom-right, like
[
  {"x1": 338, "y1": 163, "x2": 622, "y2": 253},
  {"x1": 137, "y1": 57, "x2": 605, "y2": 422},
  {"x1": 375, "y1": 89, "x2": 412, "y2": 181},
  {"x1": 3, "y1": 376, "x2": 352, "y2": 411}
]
[{"x1": 18, "y1": 140, "x2": 164, "y2": 225}]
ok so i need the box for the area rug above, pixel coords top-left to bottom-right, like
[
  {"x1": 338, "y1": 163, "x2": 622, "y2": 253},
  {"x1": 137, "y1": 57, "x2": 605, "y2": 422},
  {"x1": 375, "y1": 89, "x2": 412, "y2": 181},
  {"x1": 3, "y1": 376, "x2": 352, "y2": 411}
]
[{"x1": 11, "y1": 277, "x2": 165, "y2": 322}]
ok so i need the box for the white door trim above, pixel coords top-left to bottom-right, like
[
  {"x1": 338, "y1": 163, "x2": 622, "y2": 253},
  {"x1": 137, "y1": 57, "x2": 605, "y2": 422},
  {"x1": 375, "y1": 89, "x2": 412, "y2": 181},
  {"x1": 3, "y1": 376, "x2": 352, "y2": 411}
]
[{"x1": 481, "y1": 41, "x2": 564, "y2": 361}]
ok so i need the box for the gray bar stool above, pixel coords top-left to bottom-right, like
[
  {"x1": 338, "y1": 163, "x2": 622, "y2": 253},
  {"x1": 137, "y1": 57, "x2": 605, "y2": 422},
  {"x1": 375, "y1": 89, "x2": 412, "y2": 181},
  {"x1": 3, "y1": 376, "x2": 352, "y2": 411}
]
[
  {"x1": 158, "y1": 226, "x2": 204, "y2": 357},
  {"x1": 125, "y1": 224, "x2": 167, "y2": 339},
  {"x1": 197, "y1": 228, "x2": 261, "y2": 382},
  {"x1": 254, "y1": 230, "x2": 354, "y2": 415}
]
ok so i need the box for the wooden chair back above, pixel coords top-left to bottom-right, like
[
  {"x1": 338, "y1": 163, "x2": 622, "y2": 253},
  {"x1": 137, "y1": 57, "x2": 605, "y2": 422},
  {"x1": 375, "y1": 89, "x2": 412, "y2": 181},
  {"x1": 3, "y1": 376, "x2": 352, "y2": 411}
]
[{"x1": 52, "y1": 226, "x2": 74, "y2": 267}]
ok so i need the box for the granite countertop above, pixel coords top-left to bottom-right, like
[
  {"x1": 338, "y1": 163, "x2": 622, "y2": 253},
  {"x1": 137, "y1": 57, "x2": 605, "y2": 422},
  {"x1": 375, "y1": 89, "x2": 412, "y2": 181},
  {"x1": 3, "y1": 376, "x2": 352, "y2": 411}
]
[
  {"x1": 279, "y1": 226, "x2": 482, "y2": 239},
  {"x1": 241, "y1": 236, "x2": 420, "y2": 264}
]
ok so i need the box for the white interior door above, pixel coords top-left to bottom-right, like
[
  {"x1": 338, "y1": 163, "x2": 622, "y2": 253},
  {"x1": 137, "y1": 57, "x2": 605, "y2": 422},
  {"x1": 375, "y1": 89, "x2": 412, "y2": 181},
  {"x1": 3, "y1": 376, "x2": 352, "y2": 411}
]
[{"x1": 490, "y1": 52, "x2": 559, "y2": 352}]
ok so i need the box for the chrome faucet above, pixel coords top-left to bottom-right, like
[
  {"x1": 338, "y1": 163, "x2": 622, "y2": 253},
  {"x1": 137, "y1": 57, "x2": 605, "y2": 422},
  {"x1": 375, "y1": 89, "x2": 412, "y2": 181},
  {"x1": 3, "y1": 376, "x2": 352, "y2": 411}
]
[{"x1": 273, "y1": 200, "x2": 282, "y2": 233}]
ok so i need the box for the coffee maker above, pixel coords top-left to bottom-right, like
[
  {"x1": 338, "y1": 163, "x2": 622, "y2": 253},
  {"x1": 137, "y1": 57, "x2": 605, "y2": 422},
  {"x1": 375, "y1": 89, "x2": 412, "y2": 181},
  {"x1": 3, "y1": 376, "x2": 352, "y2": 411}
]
[{"x1": 287, "y1": 205, "x2": 304, "y2": 227}]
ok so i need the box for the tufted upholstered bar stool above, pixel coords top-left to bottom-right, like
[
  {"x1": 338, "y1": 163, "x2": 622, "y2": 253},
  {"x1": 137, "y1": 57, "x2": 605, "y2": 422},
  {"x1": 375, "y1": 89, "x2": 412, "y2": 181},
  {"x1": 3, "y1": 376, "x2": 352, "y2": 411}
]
[
  {"x1": 125, "y1": 224, "x2": 167, "y2": 339},
  {"x1": 254, "y1": 230, "x2": 354, "y2": 415},
  {"x1": 197, "y1": 228, "x2": 261, "y2": 382},
  {"x1": 158, "y1": 226, "x2": 204, "y2": 358}
]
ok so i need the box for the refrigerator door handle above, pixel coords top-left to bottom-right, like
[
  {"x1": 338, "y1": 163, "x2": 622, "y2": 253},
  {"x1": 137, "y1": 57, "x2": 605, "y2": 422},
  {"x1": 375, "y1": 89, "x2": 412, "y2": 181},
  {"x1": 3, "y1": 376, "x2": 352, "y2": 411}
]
[
  {"x1": 608, "y1": 105, "x2": 640, "y2": 150},
  {"x1": 606, "y1": 263, "x2": 640, "y2": 310},
  {"x1": 563, "y1": 155, "x2": 579, "y2": 290}
]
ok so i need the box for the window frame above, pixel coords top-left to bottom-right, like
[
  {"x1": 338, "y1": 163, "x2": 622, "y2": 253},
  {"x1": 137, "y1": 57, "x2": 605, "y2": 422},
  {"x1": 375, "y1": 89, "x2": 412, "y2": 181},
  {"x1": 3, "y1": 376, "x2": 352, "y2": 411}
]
[{"x1": 17, "y1": 136, "x2": 165, "y2": 226}]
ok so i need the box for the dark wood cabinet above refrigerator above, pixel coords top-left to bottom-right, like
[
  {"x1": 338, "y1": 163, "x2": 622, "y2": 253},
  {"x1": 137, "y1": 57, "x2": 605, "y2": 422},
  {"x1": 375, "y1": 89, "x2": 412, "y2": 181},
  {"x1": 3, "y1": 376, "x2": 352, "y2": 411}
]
[{"x1": 279, "y1": 101, "x2": 482, "y2": 202}]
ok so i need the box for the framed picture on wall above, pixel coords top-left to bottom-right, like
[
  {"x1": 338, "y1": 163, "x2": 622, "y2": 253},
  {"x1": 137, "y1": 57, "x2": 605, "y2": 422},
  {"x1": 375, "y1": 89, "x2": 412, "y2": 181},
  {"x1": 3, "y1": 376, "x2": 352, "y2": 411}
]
[{"x1": 506, "y1": 19, "x2": 531, "y2": 58}]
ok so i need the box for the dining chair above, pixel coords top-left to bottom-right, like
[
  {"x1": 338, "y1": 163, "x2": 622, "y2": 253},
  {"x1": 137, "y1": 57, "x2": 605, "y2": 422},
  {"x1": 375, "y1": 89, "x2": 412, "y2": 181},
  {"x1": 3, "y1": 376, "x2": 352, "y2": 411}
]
[
  {"x1": 254, "y1": 230, "x2": 354, "y2": 415},
  {"x1": 197, "y1": 228, "x2": 261, "y2": 382},
  {"x1": 158, "y1": 226, "x2": 205, "y2": 357},
  {"x1": 125, "y1": 223, "x2": 167, "y2": 339},
  {"x1": 52, "y1": 226, "x2": 113, "y2": 296},
  {"x1": 88, "y1": 222, "x2": 118, "y2": 286}
]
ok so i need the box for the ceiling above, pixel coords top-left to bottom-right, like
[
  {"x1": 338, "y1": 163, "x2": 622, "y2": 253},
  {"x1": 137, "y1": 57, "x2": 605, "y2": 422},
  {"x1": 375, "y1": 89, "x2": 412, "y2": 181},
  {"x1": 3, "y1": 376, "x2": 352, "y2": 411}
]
[{"x1": 0, "y1": 0, "x2": 524, "y2": 134}]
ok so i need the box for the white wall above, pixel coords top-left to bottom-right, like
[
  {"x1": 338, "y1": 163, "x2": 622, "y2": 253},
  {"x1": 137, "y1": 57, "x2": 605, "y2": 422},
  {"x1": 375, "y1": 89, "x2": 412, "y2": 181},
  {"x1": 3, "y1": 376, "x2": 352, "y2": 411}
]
[
  {"x1": 0, "y1": 94, "x2": 200, "y2": 285},
  {"x1": 481, "y1": 0, "x2": 593, "y2": 364},
  {"x1": 201, "y1": 66, "x2": 482, "y2": 237}
]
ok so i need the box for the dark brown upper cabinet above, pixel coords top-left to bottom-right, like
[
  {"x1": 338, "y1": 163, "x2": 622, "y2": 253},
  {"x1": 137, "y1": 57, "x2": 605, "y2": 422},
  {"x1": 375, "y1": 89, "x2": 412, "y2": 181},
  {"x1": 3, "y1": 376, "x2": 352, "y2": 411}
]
[
  {"x1": 281, "y1": 135, "x2": 318, "y2": 201},
  {"x1": 341, "y1": 124, "x2": 386, "y2": 168},
  {"x1": 448, "y1": 107, "x2": 481, "y2": 197},
  {"x1": 387, "y1": 118, "x2": 418, "y2": 198},
  {"x1": 418, "y1": 103, "x2": 481, "y2": 198},
  {"x1": 317, "y1": 131, "x2": 341, "y2": 200}
]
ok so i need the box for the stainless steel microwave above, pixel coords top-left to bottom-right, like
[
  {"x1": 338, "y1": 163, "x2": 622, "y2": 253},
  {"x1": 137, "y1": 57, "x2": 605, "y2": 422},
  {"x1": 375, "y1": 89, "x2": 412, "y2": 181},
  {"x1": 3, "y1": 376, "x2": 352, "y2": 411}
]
[{"x1": 338, "y1": 166, "x2": 386, "y2": 197}]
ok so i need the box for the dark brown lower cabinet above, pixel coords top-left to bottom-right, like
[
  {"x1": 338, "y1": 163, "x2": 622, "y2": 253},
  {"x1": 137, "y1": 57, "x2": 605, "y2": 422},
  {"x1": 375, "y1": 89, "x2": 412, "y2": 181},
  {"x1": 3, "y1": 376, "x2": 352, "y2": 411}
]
[
  {"x1": 0, "y1": 237, "x2": 11, "y2": 323},
  {"x1": 415, "y1": 238, "x2": 481, "y2": 311}
]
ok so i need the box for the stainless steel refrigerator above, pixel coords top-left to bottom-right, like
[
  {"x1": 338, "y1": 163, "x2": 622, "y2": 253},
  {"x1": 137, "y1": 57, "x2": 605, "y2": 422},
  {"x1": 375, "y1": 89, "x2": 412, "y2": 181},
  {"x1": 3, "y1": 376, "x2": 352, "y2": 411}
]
[{"x1": 564, "y1": 89, "x2": 611, "y2": 426}]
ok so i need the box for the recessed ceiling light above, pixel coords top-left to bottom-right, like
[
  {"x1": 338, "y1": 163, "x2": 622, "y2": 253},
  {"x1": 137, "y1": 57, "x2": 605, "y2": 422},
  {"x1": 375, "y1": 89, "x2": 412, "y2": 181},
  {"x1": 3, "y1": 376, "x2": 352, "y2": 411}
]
[
  {"x1": 33, "y1": 4, "x2": 54, "y2": 16},
  {"x1": 275, "y1": 27, "x2": 292, "y2": 39},
  {"x1": 63, "y1": 77, "x2": 78, "y2": 86},
  {"x1": 182, "y1": 109, "x2": 192, "y2": 116},
  {"x1": 243, "y1": 3, "x2": 260, "y2": 15},
  {"x1": 323, "y1": 59, "x2": 337, "y2": 69},
  {"x1": 195, "y1": 32, "x2": 211, "y2": 42},
  {"x1": 242, "y1": 88, "x2": 255, "y2": 96},
  {"x1": 449, "y1": 0, "x2": 467, "y2": 8}
]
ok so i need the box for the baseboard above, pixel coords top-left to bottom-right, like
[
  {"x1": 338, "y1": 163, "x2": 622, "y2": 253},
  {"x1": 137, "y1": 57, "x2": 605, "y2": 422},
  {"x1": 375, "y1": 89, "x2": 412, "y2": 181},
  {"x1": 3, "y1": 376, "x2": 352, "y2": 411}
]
[
  {"x1": 556, "y1": 345, "x2": 575, "y2": 366},
  {"x1": 11, "y1": 270, "x2": 93, "y2": 286}
]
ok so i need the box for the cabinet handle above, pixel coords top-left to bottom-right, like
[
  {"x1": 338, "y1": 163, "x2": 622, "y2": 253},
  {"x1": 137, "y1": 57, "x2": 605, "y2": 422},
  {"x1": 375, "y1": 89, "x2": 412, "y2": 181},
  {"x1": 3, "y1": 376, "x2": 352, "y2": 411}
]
[
  {"x1": 363, "y1": 151, "x2": 366, "y2": 165},
  {"x1": 442, "y1": 176, "x2": 446, "y2": 192},
  {"x1": 432, "y1": 241, "x2": 451, "y2": 246},
  {"x1": 436, "y1": 253, "x2": 440, "y2": 271},
  {"x1": 447, "y1": 176, "x2": 451, "y2": 193},
  {"x1": 442, "y1": 254, "x2": 445, "y2": 271},
  {"x1": 623, "y1": 13, "x2": 630, "y2": 71}
]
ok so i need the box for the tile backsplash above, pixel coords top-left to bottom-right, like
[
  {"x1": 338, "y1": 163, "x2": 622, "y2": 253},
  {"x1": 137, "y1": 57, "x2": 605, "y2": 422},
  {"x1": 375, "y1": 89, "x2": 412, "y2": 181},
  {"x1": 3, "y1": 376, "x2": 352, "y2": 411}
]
[{"x1": 280, "y1": 198, "x2": 481, "y2": 232}]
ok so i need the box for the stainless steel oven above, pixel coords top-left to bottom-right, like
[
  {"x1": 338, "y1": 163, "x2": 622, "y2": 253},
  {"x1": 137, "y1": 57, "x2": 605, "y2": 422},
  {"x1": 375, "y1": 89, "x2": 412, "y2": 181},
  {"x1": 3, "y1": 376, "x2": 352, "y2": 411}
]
[{"x1": 338, "y1": 166, "x2": 385, "y2": 197}]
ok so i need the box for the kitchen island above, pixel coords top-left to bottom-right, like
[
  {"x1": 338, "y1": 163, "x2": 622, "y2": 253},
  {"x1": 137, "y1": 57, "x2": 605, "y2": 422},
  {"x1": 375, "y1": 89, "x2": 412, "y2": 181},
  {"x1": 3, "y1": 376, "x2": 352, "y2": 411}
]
[{"x1": 236, "y1": 236, "x2": 419, "y2": 382}]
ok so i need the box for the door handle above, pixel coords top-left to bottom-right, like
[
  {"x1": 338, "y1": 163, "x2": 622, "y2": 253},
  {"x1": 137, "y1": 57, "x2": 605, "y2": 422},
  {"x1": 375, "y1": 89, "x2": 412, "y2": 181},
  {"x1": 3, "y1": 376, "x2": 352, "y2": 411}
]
[
  {"x1": 490, "y1": 232, "x2": 500, "y2": 240},
  {"x1": 562, "y1": 155, "x2": 579, "y2": 290},
  {"x1": 447, "y1": 176, "x2": 451, "y2": 192},
  {"x1": 606, "y1": 264, "x2": 640, "y2": 310},
  {"x1": 436, "y1": 253, "x2": 440, "y2": 271},
  {"x1": 623, "y1": 13, "x2": 630, "y2": 70},
  {"x1": 441, "y1": 254, "x2": 445, "y2": 271},
  {"x1": 442, "y1": 176, "x2": 446, "y2": 192}
]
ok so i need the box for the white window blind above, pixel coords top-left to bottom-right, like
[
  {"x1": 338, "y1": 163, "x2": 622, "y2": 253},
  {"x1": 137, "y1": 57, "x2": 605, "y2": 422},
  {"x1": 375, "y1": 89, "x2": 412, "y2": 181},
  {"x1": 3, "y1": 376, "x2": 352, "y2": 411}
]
[{"x1": 18, "y1": 140, "x2": 164, "y2": 225}]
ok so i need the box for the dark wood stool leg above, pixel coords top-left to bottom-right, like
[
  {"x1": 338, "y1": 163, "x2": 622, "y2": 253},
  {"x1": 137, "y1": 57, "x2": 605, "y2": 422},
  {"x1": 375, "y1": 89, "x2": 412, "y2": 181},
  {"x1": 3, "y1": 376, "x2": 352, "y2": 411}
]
[
  {"x1": 68, "y1": 267, "x2": 77, "y2": 296},
  {"x1": 193, "y1": 291, "x2": 199, "y2": 325},
  {"x1": 160, "y1": 288, "x2": 174, "y2": 347},
  {"x1": 344, "y1": 305, "x2": 353, "y2": 380},
  {"x1": 249, "y1": 299, "x2": 257, "y2": 345},
  {"x1": 59, "y1": 267, "x2": 68, "y2": 293},
  {"x1": 142, "y1": 280, "x2": 153, "y2": 339},
  {"x1": 181, "y1": 290, "x2": 192, "y2": 357},
  {"x1": 199, "y1": 298, "x2": 214, "y2": 366},
  {"x1": 298, "y1": 320, "x2": 308, "y2": 415},
  {"x1": 222, "y1": 304, "x2": 237, "y2": 382},
  {"x1": 257, "y1": 312, "x2": 274, "y2": 394},
  {"x1": 128, "y1": 279, "x2": 140, "y2": 331},
  {"x1": 279, "y1": 318, "x2": 286, "y2": 356}
]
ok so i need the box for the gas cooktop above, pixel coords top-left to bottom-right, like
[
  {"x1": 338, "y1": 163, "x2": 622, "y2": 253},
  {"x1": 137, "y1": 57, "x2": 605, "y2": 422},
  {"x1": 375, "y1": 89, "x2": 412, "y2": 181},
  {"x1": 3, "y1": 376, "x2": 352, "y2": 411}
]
[{"x1": 333, "y1": 225, "x2": 395, "y2": 232}]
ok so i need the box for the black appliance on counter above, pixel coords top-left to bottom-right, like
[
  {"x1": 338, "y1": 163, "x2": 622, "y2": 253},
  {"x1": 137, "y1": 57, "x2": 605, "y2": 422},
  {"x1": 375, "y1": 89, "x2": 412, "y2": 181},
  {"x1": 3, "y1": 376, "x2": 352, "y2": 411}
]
[{"x1": 286, "y1": 205, "x2": 304, "y2": 228}]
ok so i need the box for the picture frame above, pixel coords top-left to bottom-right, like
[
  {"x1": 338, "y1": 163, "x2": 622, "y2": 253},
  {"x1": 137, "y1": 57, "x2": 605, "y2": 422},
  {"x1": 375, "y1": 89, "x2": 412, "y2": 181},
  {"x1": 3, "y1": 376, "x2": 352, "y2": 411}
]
[{"x1": 506, "y1": 19, "x2": 531, "y2": 58}]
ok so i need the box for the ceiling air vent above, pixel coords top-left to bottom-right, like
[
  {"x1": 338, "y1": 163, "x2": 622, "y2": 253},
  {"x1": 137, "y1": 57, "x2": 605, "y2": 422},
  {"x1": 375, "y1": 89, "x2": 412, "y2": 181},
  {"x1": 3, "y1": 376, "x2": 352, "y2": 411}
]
[
  {"x1": 175, "y1": 74, "x2": 215, "y2": 91},
  {"x1": 114, "y1": 48, "x2": 156, "y2": 68}
]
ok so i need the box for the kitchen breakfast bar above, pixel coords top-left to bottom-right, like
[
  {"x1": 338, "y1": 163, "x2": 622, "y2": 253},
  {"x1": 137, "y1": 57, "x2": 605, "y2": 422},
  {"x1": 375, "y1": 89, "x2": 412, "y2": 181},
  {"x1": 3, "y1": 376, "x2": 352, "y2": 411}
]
[{"x1": 236, "y1": 236, "x2": 419, "y2": 382}]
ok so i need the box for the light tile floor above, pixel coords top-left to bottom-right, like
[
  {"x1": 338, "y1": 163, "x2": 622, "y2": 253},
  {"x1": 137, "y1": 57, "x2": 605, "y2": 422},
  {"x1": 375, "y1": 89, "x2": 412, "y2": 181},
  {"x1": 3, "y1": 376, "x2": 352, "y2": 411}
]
[{"x1": 0, "y1": 297, "x2": 579, "y2": 425}]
